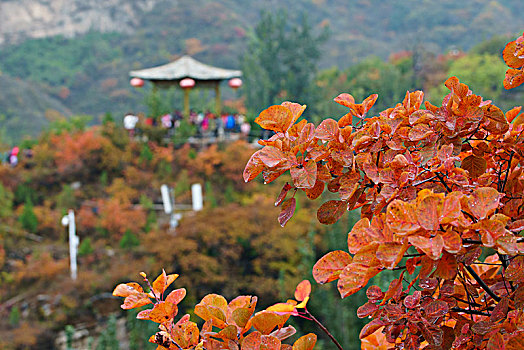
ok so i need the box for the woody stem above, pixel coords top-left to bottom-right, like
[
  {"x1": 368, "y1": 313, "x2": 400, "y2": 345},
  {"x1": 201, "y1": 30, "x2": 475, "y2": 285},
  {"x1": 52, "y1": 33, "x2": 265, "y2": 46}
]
[{"x1": 304, "y1": 308, "x2": 344, "y2": 350}]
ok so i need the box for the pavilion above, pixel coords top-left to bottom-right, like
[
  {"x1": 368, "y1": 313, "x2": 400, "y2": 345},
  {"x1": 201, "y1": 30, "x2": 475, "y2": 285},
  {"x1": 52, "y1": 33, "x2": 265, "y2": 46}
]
[{"x1": 129, "y1": 55, "x2": 242, "y2": 116}]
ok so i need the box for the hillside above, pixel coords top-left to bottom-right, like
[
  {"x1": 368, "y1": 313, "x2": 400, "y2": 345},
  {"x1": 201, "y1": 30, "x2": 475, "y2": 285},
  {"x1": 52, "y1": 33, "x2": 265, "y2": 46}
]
[{"x1": 1, "y1": 0, "x2": 523, "y2": 143}]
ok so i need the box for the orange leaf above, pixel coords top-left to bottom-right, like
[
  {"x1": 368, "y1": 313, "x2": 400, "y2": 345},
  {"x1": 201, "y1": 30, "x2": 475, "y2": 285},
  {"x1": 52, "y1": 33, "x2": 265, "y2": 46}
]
[
  {"x1": 292, "y1": 333, "x2": 317, "y2": 350},
  {"x1": 467, "y1": 187, "x2": 500, "y2": 220},
  {"x1": 121, "y1": 293, "x2": 153, "y2": 310},
  {"x1": 242, "y1": 331, "x2": 262, "y2": 350},
  {"x1": 503, "y1": 41, "x2": 524, "y2": 68},
  {"x1": 244, "y1": 151, "x2": 265, "y2": 183},
  {"x1": 152, "y1": 270, "x2": 178, "y2": 298},
  {"x1": 461, "y1": 154, "x2": 487, "y2": 178},
  {"x1": 376, "y1": 242, "x2": 408, "y2": 269},
  {"x1": 278, "y1": 198, "x2": 296, "y2": 227},
  {"x1": 251, "y1": 311, "x2": 289, "y2": 335},
  {"x1": 294, "y1": 280, "x2": 311, "y2": 302},
  {"x1": 317, "y1": 200, "x2": 346, "y2": 225},
  {"x1": 504, "y1": 68, "x2": 524, "y2": 90},
  {"x1": 312, "y1": 250, "x2": 353, "y2": 284},
  {"x1": 304, "y1": 180, "x2": 324, "y2": 200},
  {"x1": 232, "y1": 308, "x2": 253, "y2": 328},
  {"x1": 194, "y1": 294, "x2": 228, "y2": 328},
  {"x1": 408, "y1": 234, "x2": 444, "y2": 260},
  {"x1": 281, "y1": 101, "x2": 306, "y2": 122},
  {"x1": 266, "y1": 303, "x2": 295, "y2": 314},
  {"x1": 290, "y1": 160, "x2": 317, "y2": 189},
  {"x1": 441, "y1": 230, "x2": 462, "y2": 254},
  {"x1": 434, "y1": 252, "x2": 458, "y2": 280},
  {"x1": 415, "y1": 193, "x2": 442, "y2": 231},
  {"x1": 486, "y1": 332, "x2": 505, "y2": 350},
  {"x1": 255, "y1": 105, "x2": 295, "y2": 133},
  {"x1": 261, "y1": 335, "x2": 281, "y2": 350},
  {"x1": 148, "y1": 301, "x2": 178, "y2": 323},
  {"x1": 333, "y1": 93, "x2": 355, "y2": 108},
  {"x1": 408, "y1": 124, "x2": 434, "y2": 141},
  {"x1": 506, "y1": 106, "x2": 522, "y2": 123},
  {"x1": 386, "y1": 200, "x2": 420, "y2": 235},
  {"x1": 338, "y1": 250, "x2": 381, "y2": 298},
  {"x1": 506, "y1": 256, "x2": 524, "y2": 283},
  {"x1": 113, "y1": 282, "x2": 144, "y2": 297}
]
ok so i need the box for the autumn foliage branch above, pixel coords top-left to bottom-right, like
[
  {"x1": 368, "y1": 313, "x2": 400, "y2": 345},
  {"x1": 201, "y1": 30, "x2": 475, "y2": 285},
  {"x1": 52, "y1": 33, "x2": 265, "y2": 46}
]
[{"x1": 114, "y1": 33, "x2": 524, "y2": 349}]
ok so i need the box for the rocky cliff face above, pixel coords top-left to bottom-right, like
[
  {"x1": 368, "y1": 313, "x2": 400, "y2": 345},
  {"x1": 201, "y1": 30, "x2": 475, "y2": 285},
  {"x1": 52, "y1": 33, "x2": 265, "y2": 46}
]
[{"x1": 0, "y1": 0, "x2": 160, "y2": 46}]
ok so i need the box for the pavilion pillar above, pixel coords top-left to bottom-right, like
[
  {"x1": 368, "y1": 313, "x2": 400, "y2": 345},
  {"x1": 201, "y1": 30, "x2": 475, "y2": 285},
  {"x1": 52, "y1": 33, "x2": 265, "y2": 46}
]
[
  {"x1": 215, "y1": 83, "x2": 221, "y2": 116},
  {"x1": 183, "y1": 88, "x2": 190, "y2": 117}
]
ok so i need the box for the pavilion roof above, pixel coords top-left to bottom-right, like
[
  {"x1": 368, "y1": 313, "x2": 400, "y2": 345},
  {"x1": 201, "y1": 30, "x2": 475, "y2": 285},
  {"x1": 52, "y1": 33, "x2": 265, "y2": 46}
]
[{"x1": 129, "y1": 55, "x2": 242, "y2": 82}]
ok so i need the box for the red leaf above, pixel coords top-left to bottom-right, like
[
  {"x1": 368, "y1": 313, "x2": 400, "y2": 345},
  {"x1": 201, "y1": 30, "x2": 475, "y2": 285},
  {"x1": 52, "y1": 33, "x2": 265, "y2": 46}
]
[
  {"x1": 403, "y1": 291, "x2": 421, "y2": 309},
  {"x1": 424, "y1": 300, "x2": 448, "y2": 322},
  {"x1": 317, "y1": 200, "x2": 346, "y2": 225},
  {"x1": 290, "y1": 160, "x2": 317, "y2": 189},
  {"x1": 275, "y1": 183, "x2": 293, "y2": 207},
  {"x1": 258, "y1": 146, "x2": 286, "y2": 168},
  {"x1": 281, "y1": 101, "x2": 306, "y2": 122},
  {"x1": 333, "y1": 93, "x2": 355, "y2": 108},
  {"x1": 278, "y1": 198, "x2": 296, "y2": 227},
  {"x1": 359, "y1": 319, "x2": 386, "y2": 339},
  {"x1": 165, "y1": 288, "x2": 186, "y2": 305},
  {"x1": 357, "y1": 302, "x2": 379, "y2": 318},
  {"x1": 314, "y1": 119, "x2": 339, "y2": 141},
  {"x1": 408, "y1": 124, "x2": 434, "y2": 141},
  {"x1": 312, "y1": 250, "x2": 353, "y2": 284},
  {"x1": 366, "y1": 285, "x2": 384, "y2": 302}
]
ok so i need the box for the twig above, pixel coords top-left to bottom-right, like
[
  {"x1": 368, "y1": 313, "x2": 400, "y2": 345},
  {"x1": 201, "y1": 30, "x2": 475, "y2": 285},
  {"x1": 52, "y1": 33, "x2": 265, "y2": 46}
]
[
  {"x1": 451, "y1": 307, "x2": 491, "y2": 317},
  {"x1": 304, "y1": 308, "x2": 344, "y2": 350},
  {"x1": 464, "y1": 265, "x2": 501, "y2": 302}
]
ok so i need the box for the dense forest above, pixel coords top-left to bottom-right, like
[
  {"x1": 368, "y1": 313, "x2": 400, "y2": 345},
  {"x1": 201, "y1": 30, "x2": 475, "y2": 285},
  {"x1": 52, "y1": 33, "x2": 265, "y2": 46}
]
[{"x1": 1, "y1": 0, "x2": 523, "y2": 144}]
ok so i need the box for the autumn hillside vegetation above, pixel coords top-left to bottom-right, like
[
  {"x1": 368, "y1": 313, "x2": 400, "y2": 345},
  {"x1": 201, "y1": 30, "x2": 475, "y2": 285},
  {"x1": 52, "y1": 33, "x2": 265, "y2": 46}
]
[{"x1": 0, "y1": 119, "x2": 331, "y2": 348}]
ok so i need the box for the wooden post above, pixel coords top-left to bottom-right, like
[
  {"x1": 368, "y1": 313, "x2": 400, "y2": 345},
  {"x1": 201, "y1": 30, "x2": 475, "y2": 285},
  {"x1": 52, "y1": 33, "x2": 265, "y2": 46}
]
[
  {"x1": 215, "y1": 82, "x2": 221, "y2": 116},
  {"x1": 183, "y1": 88, "x2": 190, "y2": 117}
]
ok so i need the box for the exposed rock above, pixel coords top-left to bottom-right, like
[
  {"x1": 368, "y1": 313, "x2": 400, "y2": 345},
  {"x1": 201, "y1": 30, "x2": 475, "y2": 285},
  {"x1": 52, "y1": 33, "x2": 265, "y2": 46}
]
[{"x1": 0, "y1": 0, "x2": 160, "y2": 46}]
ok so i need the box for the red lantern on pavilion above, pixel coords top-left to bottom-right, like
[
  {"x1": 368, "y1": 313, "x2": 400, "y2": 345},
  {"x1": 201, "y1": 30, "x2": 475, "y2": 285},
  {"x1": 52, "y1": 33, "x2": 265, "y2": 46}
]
[
  {"x1": 130, "y1": 77, "x2": 144, "y2": 88},
  {"x1": 228, "y1": 78, "x2": 243, "y2": 90},
  {"x1": 179, "y1": 78, "x2": 196, "y2": 89}
]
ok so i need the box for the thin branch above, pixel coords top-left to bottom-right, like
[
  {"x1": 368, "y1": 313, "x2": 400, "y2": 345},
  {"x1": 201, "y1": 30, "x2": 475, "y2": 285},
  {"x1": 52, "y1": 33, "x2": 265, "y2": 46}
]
[
  {"x1": 464, "y1": 265, "x2": 501, "y2": 302},
  {"x1": 451, "y1": 307, "x2": 491, "y2": 317},
  {"x1": 500, "y1": 151, "x2": 514, "y2": 193},
  {"x1": 435, "y1": 172, "x2": 452, "y2": 192},
  {"x1": 403, "y1": 253, "x2": 424, "y2": 258},
  {"x1": 304, "y1": 308, "x2": 344, "y2": 350},
  {"x1": 462, "y1": 239, "x2": 482, "y2": 245},
  {"x1": 412, "y1": 176, "x2": 437, "y2": 187}
]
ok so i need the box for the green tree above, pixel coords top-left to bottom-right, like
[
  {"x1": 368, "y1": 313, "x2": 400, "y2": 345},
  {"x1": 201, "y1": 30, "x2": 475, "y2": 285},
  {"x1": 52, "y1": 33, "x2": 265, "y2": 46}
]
[
  {"x1": 242, "y1": 11, "x2": 328, "y2": 115},
  {"x1": 19, "y1": 197, "x2": 38, "y2": 232}
]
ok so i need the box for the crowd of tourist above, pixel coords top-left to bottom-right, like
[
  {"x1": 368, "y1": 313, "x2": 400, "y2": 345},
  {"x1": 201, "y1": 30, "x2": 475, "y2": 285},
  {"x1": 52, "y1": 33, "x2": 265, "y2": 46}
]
[{"x1": 123, "y1": 110, "x2": 252, "y2": 142}]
